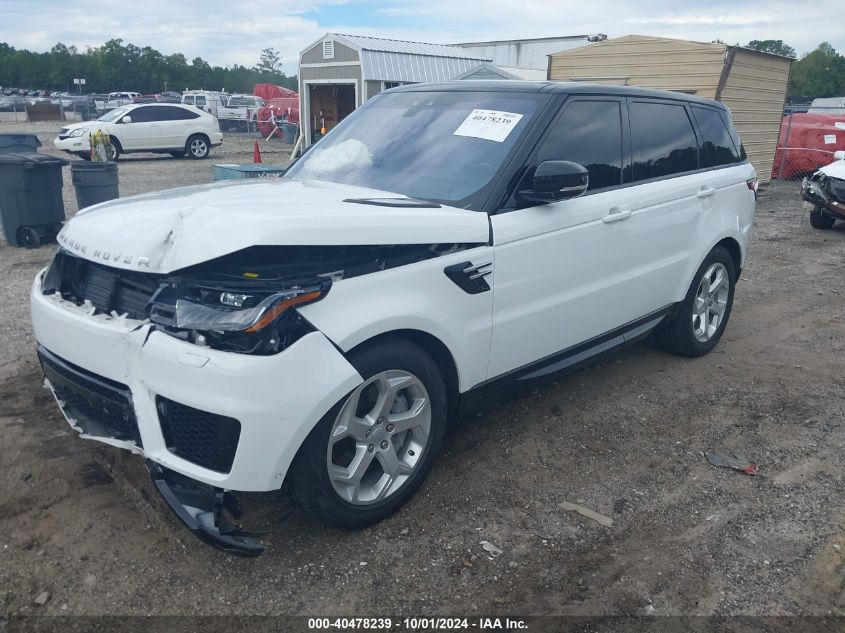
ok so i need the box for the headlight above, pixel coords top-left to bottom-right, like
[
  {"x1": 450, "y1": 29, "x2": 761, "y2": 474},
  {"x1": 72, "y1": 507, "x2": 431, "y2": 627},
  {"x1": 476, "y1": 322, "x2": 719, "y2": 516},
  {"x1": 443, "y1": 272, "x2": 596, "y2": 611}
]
[
  {"x1": 150, "y1": 279, "x2": 330, "y2": 355},
  {"x1": 69, "y1": 128, "x2": 90, "y2": 138}
]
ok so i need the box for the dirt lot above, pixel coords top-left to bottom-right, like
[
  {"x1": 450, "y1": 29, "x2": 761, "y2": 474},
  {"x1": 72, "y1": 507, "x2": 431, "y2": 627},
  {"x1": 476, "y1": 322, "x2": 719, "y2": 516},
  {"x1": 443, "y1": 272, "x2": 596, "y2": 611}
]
[{"x1": 0, "y1": 120, "x2": 843, "y2": 618}]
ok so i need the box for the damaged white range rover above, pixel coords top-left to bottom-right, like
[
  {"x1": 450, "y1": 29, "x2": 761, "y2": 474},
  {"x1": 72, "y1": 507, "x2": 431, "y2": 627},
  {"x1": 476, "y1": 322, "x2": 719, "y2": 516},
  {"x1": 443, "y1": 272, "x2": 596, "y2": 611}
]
[{"x1": 31, "y1": 82, "x2": 756, "y2": 555}]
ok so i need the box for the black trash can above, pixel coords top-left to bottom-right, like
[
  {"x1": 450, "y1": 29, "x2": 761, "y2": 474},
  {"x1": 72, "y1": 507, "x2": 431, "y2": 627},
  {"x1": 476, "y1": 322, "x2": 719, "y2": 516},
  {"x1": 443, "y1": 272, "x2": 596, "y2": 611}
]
[
  {"x1": 281, "y1": 123, "x2": 298, "y2": 145},
  {"x1": 0, "y1": 134, "x2": 68, "y2": 248},
  {"x1": 71, "y1": 161, "x2": 119, "y2": 210}
]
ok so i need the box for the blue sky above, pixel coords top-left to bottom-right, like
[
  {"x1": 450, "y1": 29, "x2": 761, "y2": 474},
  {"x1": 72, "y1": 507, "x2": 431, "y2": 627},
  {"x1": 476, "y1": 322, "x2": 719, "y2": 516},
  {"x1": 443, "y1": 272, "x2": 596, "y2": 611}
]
[{"x1": 0, "y1": 0, "x2": 843, "y2": 75}]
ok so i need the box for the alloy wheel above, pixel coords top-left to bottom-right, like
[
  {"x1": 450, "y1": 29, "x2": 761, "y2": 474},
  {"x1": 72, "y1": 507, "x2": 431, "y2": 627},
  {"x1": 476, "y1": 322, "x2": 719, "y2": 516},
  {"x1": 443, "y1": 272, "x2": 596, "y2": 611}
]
[
  {"x1": 692, "y1": 262, "x2": 730, "y2": 342},
  {"x1": 326, "y1": 370, "x2": 431, "y2": 505}
]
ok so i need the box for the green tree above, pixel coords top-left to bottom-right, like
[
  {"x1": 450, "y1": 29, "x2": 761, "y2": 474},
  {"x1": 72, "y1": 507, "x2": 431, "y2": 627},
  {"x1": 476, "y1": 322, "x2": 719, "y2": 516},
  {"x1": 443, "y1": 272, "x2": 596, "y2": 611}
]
[
  {"x1": 255, "y1": 47, "x2": 281, "y2": 74},
  {"x1": 789, "y1": 42, "x2": 845, "y2": 98},
  {"x1": 0, "y1": 39, "x2": 299, "y2": 95},
  {"x1": 745, "y1": 39, "x2": 796, "y2": 58}
]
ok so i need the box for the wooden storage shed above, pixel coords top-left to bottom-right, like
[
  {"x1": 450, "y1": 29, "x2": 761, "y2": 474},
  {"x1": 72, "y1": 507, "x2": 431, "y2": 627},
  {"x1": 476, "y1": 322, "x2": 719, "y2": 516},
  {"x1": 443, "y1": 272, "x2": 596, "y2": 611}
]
[
  {"x1": 298, "y1": 34, "x2": 489, "y2": 146},
  {"x1": 548, "y1": 35, "x2": 793, "y2": 182}
]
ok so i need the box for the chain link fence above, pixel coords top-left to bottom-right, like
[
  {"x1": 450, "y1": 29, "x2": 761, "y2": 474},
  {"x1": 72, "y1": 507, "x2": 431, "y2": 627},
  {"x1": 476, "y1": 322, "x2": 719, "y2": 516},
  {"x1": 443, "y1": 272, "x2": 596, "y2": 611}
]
[{"x1": 773, "y1": 104, "x2": 845, "y2": 180}]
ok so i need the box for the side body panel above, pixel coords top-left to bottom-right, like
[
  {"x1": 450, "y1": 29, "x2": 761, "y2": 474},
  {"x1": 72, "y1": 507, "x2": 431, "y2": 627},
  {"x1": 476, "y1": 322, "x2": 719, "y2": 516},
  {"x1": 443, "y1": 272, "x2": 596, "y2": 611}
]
[{"x1": 299, "y1": 246, "x2": 495, "y2": 392}]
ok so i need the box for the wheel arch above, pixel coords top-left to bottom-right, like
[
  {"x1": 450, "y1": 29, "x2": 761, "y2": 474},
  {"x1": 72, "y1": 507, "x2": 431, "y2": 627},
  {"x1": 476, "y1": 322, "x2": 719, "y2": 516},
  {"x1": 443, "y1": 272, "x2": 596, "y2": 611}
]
[
  {"x1": 187, "y1": 131, "x2": 211, "y2": 145},
  {"x1": 714, "y1": 236, "x2": 742, "y2": 279},
  {"x1": 346, "y1": 329, "x2": 460, "y2": 419},
  {"x1": 676, "y1": 232, "x2": 745, "y2": 303}
]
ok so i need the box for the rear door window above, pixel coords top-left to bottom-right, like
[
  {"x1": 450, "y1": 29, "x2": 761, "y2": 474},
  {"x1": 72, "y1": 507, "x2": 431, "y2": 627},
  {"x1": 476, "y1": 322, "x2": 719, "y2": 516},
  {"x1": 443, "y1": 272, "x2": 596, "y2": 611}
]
[
  {"x1": 692, "y1": 106, "x2": 743, "y2": 167},
  {"x1": 157, "y1": 106, "x2": 200, "y2": 121},
  {"x1": 182, "y1": 96, "x2": 194, "y2": 105},
  {"x1": 533, "y1": 100, "x2": 624, "y2": 191},
  {"x1": 629, "y1": 101, "x2": 698, "y2": 181},
  {"x1": 195, "y1": 96, "x2": 207, "y2": 108}
]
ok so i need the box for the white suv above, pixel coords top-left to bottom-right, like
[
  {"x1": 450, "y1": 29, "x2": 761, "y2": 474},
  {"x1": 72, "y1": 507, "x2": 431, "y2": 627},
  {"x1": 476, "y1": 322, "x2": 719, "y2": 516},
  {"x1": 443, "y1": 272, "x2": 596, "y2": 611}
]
[
  {"x1": 54, "y1": 103, "x2": 223, "y2": 160},
  {"x1": 32, "y1": 82, "x2": 755, "y2": 555}
]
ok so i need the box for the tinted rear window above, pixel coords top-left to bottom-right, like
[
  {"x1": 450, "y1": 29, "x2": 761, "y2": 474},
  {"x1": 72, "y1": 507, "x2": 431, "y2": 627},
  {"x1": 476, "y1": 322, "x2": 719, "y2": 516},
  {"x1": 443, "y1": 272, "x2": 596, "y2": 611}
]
[
  {"x1": 157, "y1": 106, "x2": 199, "y2": 120},
  {"x1": 692, "y1": 106, "x2": 742, "y2": 167},
  {"x1": 630, "y1": 101, "x2": 698, "y2": 181}
]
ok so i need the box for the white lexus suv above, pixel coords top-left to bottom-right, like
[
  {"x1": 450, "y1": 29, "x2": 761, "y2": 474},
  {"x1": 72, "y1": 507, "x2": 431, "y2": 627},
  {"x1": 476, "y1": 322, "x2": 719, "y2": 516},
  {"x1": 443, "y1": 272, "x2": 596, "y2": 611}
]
[
  {"x1": 31, "y1": 82, "x2": 756, "y2": 555},
  {"x1": 54, "y1": 103, "x2": 223, "y2": 160}
]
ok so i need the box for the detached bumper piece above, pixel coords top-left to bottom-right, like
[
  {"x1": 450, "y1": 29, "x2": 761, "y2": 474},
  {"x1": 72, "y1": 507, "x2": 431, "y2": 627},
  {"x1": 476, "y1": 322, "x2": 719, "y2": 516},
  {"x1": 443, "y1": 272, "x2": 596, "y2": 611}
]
[
  {"x1": 38, "y1": 345, "x2": 142, "y2": 445},
  {"x1": 147, "y1": 462, "x2": 265, "y2": 557}
]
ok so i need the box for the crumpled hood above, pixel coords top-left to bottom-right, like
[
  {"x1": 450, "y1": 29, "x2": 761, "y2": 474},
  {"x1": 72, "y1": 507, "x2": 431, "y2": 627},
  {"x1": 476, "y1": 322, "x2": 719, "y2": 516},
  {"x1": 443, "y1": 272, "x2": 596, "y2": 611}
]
[
  {"x1": 818, "y1": 158, "x2": 845, "y2": 180},
  {"x1": 57, "y1": 178, "x2": 490, "y2": 273}
]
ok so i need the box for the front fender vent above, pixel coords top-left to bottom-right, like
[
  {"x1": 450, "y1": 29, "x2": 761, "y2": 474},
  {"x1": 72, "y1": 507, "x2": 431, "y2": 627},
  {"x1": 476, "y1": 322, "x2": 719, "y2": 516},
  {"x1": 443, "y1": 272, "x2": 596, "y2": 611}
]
[{"x1": 444, "y1": 261, "x2": 492, "y2": 294}]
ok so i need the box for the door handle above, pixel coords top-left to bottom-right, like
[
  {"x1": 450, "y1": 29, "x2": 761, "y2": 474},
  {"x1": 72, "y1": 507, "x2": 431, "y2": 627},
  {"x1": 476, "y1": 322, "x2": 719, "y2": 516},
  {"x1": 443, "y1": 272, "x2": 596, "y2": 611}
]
[
  {"x1": 602, "y1": 208, "x2": 631, "y2": 224},
  {"x1": 696, "y1": 187, "x2": 716, "y2": 198}
]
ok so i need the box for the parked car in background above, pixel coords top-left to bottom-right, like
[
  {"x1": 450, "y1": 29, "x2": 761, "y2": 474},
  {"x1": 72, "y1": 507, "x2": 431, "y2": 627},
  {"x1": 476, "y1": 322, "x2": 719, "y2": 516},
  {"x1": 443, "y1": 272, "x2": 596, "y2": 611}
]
[
  {"x1": 53, "y1": 102, "x2": 223, "y2": 160},
  {"x1": 181, "y1": 90, "x2": 225, "y2": 117},
  {"x1": 155, "y1": 91, "x2": 182, "y2": 103},
  {"x1": 802, "y1": 151, "x2": 845, "y2": 229},
  {"x1": 105, "y1": 91, "x2": 141, "y2": 109},
  {"x1": 32, "y1": 82, "x2": 755, "y2": 555},
  {"x1": 0, "y1": 95, "x2": 26, "y2": 112},
  {"x1": 217, "y1": 94, "x2": 265, "y2": 131}
]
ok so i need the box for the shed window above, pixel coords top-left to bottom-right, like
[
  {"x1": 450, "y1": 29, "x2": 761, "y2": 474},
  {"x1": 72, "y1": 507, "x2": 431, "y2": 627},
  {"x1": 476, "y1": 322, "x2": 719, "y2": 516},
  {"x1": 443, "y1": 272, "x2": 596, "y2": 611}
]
[{"x1": 322, "y1": 40, "x2": 335, "y2": 60}]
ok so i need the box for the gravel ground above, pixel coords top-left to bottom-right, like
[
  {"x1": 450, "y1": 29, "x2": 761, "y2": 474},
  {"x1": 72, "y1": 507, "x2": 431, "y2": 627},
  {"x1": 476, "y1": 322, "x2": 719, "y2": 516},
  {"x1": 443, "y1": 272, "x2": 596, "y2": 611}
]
[{"x1": 0, "y1": 120, "x2": 843, "y2": 619}]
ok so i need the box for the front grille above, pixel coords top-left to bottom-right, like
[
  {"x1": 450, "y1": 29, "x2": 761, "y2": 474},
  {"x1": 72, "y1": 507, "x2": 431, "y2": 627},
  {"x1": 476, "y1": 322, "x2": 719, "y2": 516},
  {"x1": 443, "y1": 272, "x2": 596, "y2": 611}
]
[
  {"x1": 38, "y1": 345, "x2": 142, "y2": 446},
  {"x1": 156, "y1": 397, "x2": 241, "y2": 473},
  {"x1": 45, "y1": 251, "x2": 161, "y2": 319}
]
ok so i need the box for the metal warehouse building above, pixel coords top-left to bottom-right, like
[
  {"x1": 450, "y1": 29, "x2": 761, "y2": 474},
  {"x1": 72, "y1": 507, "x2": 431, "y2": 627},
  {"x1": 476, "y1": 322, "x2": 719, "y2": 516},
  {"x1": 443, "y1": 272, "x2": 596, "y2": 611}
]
[
  {"x1": 548, "y1": 35, "x2": 793, "y2": 182},
  {"x1": 298, "y1": 34, "x2": 490, "y2": 145}
]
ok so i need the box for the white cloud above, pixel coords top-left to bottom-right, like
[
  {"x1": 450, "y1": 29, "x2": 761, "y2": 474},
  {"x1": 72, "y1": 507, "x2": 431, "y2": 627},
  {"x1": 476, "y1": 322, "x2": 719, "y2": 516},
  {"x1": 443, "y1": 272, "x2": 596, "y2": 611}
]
[{"x1": 0, "y1": 0, "x2": 842, "y2": 80}]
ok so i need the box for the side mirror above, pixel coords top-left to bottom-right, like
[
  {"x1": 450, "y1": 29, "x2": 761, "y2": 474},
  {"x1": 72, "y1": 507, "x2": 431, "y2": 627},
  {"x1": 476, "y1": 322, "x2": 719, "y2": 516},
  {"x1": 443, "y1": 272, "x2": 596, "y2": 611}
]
[
  {"x1": 519, "y1": 161, "x2": 589, "y2": 204},
  {"x1": 121, "y1": 116, "x2": 132, "y2": 124}
]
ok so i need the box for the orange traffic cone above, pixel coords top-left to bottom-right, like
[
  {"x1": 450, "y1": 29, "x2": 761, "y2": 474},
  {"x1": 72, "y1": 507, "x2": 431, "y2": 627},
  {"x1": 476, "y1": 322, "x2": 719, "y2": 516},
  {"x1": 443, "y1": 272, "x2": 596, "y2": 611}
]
[{"x1": 253, "y1": 140, "x2": 262, "y2": 163}]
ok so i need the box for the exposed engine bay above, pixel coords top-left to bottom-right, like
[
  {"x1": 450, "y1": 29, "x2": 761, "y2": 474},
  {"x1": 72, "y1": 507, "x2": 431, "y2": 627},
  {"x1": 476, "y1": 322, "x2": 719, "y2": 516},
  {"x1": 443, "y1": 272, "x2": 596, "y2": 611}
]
[{"x1": 41, "y1": 243, "x2": 479, "y2": 355}]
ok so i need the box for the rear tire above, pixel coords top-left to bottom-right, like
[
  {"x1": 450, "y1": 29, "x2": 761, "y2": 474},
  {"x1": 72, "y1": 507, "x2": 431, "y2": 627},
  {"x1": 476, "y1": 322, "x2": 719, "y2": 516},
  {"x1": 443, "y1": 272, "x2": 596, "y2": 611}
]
[
  {"x1": 290, "y1": 337, "x2": 448, "y2": 529},
  {"x1": 810, "y1": 208, "x2": 836, "y2": 230},
  {"x1": 75, "y1": 152, "x2": 91, "y2": 161},
  {"x1": 186, "y1": 134, "x2": 210, "y2": 159},
  {"x1": 108, "y1": 137, "x2": 121, "y2": 161},
  {"x1": 656, "y1": 246, "x2": 736, "y2": 358}
]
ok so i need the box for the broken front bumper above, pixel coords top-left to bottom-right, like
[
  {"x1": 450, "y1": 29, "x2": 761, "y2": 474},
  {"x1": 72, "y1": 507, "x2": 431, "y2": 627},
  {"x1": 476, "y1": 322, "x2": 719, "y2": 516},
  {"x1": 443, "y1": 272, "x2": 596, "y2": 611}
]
[
  {"x1": 30, "y1": 269, "x2": 362, "y2": 492},
  {"x1": 802, "y1": 176, "x2": 845, "y2": 220}
]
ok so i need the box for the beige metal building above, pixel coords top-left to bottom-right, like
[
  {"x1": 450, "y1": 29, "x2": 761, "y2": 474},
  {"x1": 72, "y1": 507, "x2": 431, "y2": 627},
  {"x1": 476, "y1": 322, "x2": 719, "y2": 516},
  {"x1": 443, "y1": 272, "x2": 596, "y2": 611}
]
[{"x1": 548, "y1": 35, "x2": 793, "y2": 182}]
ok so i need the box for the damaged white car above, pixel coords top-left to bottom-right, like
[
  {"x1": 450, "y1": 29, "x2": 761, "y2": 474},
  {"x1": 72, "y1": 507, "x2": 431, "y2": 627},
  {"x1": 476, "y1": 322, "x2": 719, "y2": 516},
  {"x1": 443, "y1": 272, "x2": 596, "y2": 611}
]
[
  {"x1": 802, "y1": 150, "x2": 845, "y2": 229},
  {"x1": 31, "y1": 82, "x2": 756, "y2": 555}
]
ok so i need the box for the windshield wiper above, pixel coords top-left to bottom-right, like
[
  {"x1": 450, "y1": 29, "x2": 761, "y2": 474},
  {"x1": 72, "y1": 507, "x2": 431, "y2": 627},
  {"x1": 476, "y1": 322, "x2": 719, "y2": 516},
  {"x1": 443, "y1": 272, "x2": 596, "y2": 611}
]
[{"x1": 343, "y1": 197, "x2": 441, "y2": 209}]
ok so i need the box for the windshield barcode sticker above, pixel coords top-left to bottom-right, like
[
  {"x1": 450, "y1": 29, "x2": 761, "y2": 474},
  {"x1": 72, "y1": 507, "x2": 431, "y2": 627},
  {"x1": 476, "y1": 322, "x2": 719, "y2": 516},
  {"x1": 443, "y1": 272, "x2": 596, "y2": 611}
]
[{"x1": 454, "y1": 109, "x2": 523, "y2": 143}]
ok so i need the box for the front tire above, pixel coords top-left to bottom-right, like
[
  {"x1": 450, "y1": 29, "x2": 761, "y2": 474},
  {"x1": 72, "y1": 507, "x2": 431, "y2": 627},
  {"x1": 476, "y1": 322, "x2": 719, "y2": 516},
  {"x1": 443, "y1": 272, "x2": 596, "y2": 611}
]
[
  {"x1": 290, "y1": 337, "x2": 448, "y2": 529},
  {"x1": 656, "y1": 246, "x2": 736, "y2": 358},
  {"x1": 810, "y1": 208, "x2": 836, "y2": 230},
  {"x1": 186, "y1": 134, "x2": 210, "y2": 159}
]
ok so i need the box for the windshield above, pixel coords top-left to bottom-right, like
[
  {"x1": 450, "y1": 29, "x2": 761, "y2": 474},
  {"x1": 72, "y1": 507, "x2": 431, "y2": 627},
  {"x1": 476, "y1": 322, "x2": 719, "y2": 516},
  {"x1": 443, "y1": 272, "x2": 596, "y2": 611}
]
[
  {"x1": 285, "y1": 90, "x2": 544, "y2": 208},
  {"x1": 98, "y1": 107, "x2": 129, "y2": 122}
]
